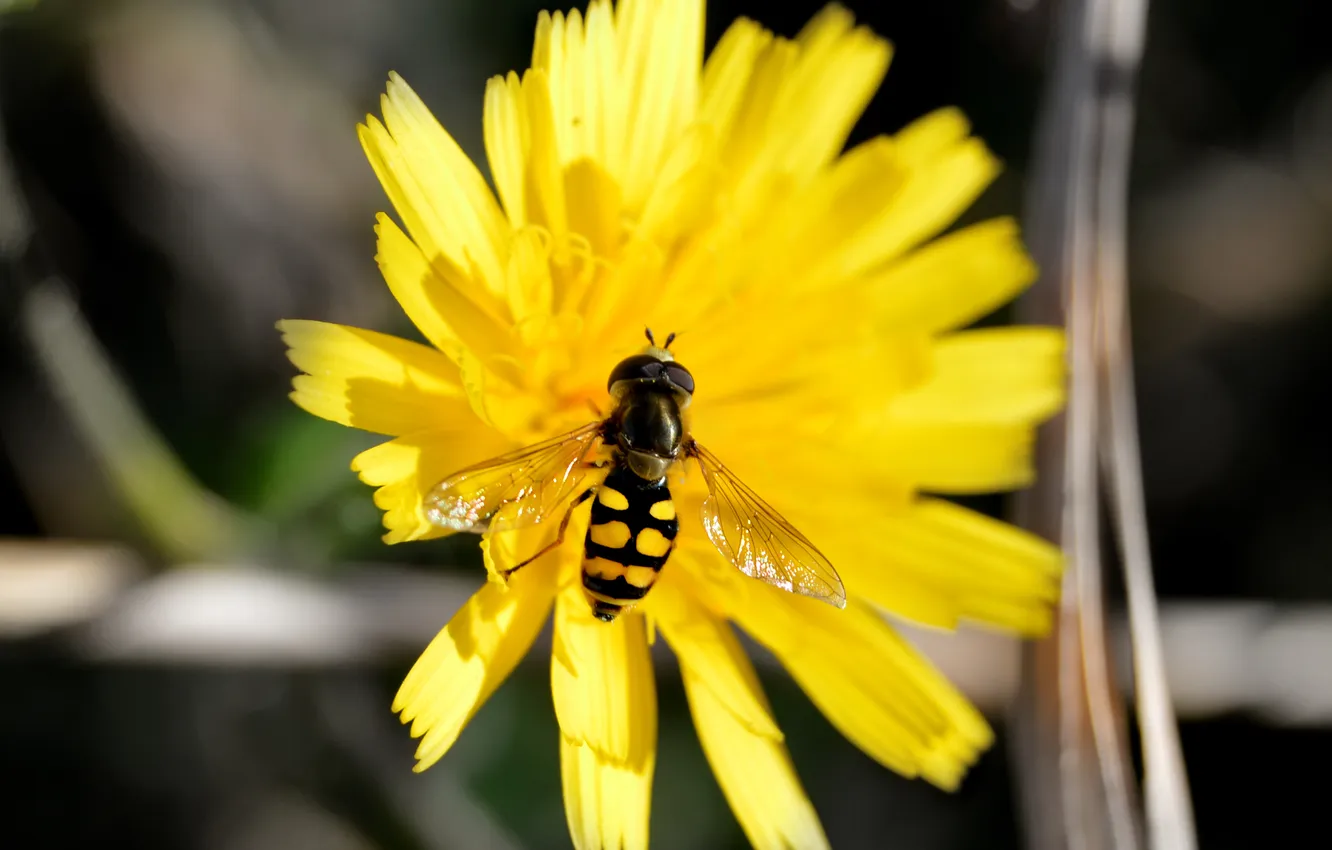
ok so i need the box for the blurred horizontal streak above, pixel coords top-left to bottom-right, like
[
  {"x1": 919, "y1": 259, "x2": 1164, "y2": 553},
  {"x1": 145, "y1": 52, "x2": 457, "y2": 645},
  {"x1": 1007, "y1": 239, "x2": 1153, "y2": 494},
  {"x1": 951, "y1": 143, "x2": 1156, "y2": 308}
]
[
  {"x1": 0, "y1": 540, "x2": 140, "y2": 637},
  {"x1": 0, "y1": 550, "x2": 1317, "y2": 724}
]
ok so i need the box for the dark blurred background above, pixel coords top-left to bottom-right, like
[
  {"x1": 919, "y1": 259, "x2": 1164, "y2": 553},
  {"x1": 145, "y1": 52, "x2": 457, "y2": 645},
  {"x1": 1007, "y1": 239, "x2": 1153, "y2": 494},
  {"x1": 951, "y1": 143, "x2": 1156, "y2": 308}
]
[{"x1": 2, "y1": 0, "x2": 1329, "y2": 848}]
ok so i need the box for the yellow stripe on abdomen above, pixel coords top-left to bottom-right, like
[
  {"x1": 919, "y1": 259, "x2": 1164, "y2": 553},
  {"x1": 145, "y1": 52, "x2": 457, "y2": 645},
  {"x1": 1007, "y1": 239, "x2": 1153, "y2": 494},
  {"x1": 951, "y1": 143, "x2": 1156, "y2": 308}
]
[
  {"x1": 596, "y1": 487, "x2": 630, "y2": 511},
  {"x1": 589, "y1": 520, "x2": 632, "y2": 549}
]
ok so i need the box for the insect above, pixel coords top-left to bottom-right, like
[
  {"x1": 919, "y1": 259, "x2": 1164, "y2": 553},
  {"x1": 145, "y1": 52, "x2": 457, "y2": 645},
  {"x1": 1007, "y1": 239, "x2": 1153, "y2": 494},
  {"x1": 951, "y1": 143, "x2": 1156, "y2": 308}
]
[{"x1": 423, "y1": 330, "x2": 846, "y2": 622}]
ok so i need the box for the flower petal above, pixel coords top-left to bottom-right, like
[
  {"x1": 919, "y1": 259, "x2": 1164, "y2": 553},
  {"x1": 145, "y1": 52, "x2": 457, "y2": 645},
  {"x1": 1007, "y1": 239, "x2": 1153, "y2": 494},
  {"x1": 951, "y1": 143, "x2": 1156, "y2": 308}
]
[
  {"x1": 644, "y1": 574, "x2": 781, "y2": 739},
  {"x1": 878, "y1": 421, "x2": 1038, "y2": 494},
  {"x1": 833, "y1": 109, "x2": 1001, "y2": 277},
  {"x1": 561, "y1": 734, "x2": 653, "y2": 850},
  {"x1": 645, "y1": 574, "x2": 828, "y2": 849},
  {"x1": 833, "y1": 498, "x2": 1063, "y2": 636},
  {"x1": 358, "y1": 113, "x2": 509, "y2": 336},
  {"x1": 504, "y1": 227, "x2": 555, "y2": 336},
  {"x1": 278, "y1": 319, "x2": 465, "y2": 435},
  {"x1": 889, "y1": 327, "x2": 1066, "y2": 425},
  {"x1": 697, "y1": 17, "x2": 773, "y2": 144},
  {"x1": 636, "y1": 122, "x2": 720, "y2": 249},
  {"x1": 371, "y1": 212, "x2": 511, "y2": 364},
  {"x1": 612, "y1": 0, "x2": 704, "y2": 211},
  {"x1": 532, "y1": 0, "x2": 703, "y2": 213},
  {"x1": 393, "y1": 560, "x2": 556, "y2": 772},
  {"x1": 551, "y1": 583, "x2": 657, "y2": 767},
  {"x1": 659, "y1": 134, "x2": 908, "y2": 318},
  {"x1": 351, "y1": 430, "x2": 508, "y2": 544},
  {"x1": 693, "y1": 327, "x2": 1060, "y2": 499},
  {"x1": 562, "y1": 157, "x2": 624, "y2": 261},
  {"x1": 378, "y1": 73, "x2": 511, "y2": 296},
  {"x1": 531, "y1": 8, "x2": 595, "y2": 164},
  {"x1": 862, "y1": 217, "x2": 1037, "y2": 334},
  {"x1": 483, "y1": 70, "x2": 568, "y2": 241},
  {"x1": 683, "y1": 656, "x2": 829, "y2": 850},
  {"x1": 732, "y1": 587, "x2": 993, "y2": 790},
  {"x1": 716, "y1": 6, "x2": 891, "y2": 192}
]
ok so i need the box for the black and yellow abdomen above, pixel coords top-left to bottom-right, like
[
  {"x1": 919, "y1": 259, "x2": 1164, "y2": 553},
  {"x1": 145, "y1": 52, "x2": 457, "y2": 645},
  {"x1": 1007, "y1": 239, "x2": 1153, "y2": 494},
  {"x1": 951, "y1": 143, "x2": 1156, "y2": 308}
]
[{"x1": 582, "y1": 463, "x2": 678, "y2": 622}]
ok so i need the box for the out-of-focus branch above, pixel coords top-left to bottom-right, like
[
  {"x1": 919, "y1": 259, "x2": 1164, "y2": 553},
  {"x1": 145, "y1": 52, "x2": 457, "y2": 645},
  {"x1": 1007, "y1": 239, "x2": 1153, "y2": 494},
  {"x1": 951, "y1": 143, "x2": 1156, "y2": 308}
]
[
  {"x1": 0, "y1": 107, "x2": 266, "y2": 563},
  {"x1": 19, "y1": 282, "x2": 271, "y2": 561},
  {"x1": 1013, "y1": 0, "x2": 1194, "y2": 847},
  {"x1": 0, "y1": 1, "x2": 40, "y2": 16},
  {"x1": 1013, "y1": 0, "x2": 1140, "y2": 844},
  {"x1": 1092, "y1": 0, "x2": 1198, "y2": 847}
]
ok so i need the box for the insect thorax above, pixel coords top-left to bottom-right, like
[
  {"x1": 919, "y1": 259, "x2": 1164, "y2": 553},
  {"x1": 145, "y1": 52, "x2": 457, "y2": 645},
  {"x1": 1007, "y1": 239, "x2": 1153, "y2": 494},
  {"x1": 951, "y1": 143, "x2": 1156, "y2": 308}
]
[{"x1": 610, "y1": 385, "x2": 682, "y2": 481}]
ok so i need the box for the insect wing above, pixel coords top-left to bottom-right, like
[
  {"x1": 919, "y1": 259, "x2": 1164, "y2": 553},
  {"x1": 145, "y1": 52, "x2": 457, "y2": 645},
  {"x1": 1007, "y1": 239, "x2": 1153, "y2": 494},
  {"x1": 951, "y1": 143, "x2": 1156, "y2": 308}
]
[
  {"x1": 691, "y1": 441, "x2": 847, "y2": 608},
  {"x1": 424, "y1": 422, "x2": 603, "y2": 533}
]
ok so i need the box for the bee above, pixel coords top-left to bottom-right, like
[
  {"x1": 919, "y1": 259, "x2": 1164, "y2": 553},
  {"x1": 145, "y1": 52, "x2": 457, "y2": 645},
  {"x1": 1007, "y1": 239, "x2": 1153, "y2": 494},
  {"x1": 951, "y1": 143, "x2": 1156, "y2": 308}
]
[{"x1": 424, "y1": 329, "x2": 846, "y2": 622}]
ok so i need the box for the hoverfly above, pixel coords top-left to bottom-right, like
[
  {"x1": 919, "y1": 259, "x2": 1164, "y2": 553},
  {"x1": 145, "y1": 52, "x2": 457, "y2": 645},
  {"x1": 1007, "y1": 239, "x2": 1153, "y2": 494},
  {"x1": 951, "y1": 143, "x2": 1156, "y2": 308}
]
[{"x1": 424, "y1": 330, "x2": 846, "y2": 622}]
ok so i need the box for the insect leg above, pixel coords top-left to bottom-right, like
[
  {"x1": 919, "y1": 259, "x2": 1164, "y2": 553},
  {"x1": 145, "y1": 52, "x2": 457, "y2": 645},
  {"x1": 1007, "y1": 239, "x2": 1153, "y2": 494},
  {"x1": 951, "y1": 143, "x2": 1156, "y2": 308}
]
[{"x1": 502, "y1": 487, "x2": 596, "y2": 578}]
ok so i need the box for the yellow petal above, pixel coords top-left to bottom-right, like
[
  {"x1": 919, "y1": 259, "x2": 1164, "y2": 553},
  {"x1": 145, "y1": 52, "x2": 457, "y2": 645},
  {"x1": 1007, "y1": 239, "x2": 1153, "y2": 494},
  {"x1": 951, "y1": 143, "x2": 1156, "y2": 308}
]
[
  {"x1": 505, "y1": 227, "x2": 555, "y2": 336},
  {"x1": 719, "y1": 6, "x2": 891, "y2": 192},
  {"x1": 679, "y1": 290, "x2": 929, "y2": 422},
  {"x1": 561, "y1": 734, "x2": 653, "y2": 850},
  {"x1": 278, "y1": 319, "x2": 465, "y2": 435},
  {"x1": 483, "y1": 71, "x2": 529, "y2": 227},
  {"x1": 532, "y1": 3, "x2": 617, "y2": 174},
  {"x1": 836, "y1": 111, "x2": 1000, "y2": 276},
  {"x1": 890, "y1": 327, "x2": 1066, "y2": 424},
  {"x1": 877, "y1": 420, "x2": 1038, "y2": 494},
  {"x1": 483, "y1": 70, "x2": 568, "y2": 242},
  {"x1": 834, "y1": 498, "x2": 1063, "y2": 636},
  {"x1": 532, "y1": 10, "x2": 581, "y2": 161},
  {"x1": 698, "y1": 17, "x2": 772, "y2": 149},
  {"x1": 680, "y1": 135, "x2": 906, "y2": 306},
  {"x1": 635, "y1": 122, "x2": 719, "y2": 250},
  {"x1": 371, "y1": 212, "x2": 511, "y2": 363},
  {"x1": 863, "y1": 217, "x2": 1038, "y2": 333},
  {"x1": 351, "y1": 430, "x2": 508, "y2": 544},
  {"x1": 562, "y1": 157, "x2": 624, "y2": 262},
  {"x1": 732, "y1": 587, "x2": 993, "y2": 790},
  {"x1": 379, "y1": 73, "x2": 510, "y2": 296},
  {"x1": 613, "y1": 0, "x2": 704, "y2": 211},
  {"x1": 393, "y1": 561, "x2": 556, "y2": 771},
  {"x1": 551, "y1": 583, "x2": 656, "y2": 767},
  {"x1": 894, "y1": 105, "x2": 974, "y2": 164},
  {"x1": 683, "y1": 660, "x2": 829, "y2": 850},
  {"x1": 643, "y1": 574, "x2": 781, "y2": 739},
  {"x1": 357, "y1": 122, "x2": 507, "y2": 340}
]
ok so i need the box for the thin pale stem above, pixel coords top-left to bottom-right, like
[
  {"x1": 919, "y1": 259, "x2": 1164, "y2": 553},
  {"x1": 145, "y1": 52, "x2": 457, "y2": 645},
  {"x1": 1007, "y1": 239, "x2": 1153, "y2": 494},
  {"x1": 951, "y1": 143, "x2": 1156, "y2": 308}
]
[{"x1": 1093, "y1": 0, "x2": 1198, "y2": 845}]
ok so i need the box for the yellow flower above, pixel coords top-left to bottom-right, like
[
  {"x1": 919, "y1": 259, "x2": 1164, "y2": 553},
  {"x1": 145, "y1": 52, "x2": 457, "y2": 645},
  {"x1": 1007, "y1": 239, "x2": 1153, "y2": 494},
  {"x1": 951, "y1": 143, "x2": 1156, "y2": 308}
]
[{"x1": 278, "y1": 0, "x2": 1064, "y2": 846}]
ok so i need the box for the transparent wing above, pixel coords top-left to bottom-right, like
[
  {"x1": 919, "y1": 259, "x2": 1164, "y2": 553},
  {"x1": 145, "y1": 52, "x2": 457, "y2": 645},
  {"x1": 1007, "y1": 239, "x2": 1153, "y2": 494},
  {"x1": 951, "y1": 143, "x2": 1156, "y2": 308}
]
[
  {"x1": 423, "y1": 422, "x2": 604, "y2": 533},
  {"x1": 690, "y1": 440, "x2": 847, "y2": 608}
]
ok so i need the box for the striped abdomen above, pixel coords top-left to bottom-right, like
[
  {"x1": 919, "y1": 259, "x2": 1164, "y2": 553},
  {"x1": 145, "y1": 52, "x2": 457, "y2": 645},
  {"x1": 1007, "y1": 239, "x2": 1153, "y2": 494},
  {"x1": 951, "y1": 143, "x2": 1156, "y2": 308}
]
[{"x1": 582, "y1": 464, "x2": 678, "y2": 622}]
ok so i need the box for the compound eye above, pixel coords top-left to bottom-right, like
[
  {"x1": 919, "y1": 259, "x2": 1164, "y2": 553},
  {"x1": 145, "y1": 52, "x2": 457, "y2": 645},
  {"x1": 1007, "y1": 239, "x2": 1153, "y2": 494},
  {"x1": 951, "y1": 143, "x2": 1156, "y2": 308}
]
[
  {"x1": 664, "y1": 362, "x2": 695, "y2": 395},
  {"x1": 607, "y1": 354, "x2": 665, "y2": 391}
]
